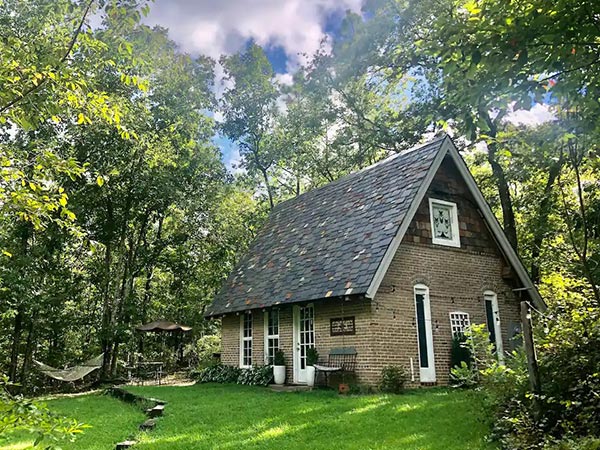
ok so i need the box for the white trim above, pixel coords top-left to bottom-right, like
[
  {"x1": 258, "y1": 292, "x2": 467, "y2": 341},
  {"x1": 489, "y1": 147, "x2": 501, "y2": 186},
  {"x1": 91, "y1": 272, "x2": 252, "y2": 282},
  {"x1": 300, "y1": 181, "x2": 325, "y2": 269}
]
[
  {"x1": 366, "y1": 137, "x2": 453, "y2": 299},
  {"x1": 429, "y1": 198, "x2": 461, "y2": 248},
  {"x1": 414, "y1": 284, "x2": 436, "y2": 382},
  {"x1": 239, "y1": 312, "x2": 252, "y2": 368},
  {"x1": 449, "y1": 311, "x2": 471, "y2": 337},
  {"x1": 366, "y1": 136, "x2": 545, "y2": 311},
  {"x1": 292, "y1": 304, "x2": 315, "y2": 384},
  {"x1": 263, "y1": 309, "x2": 279, "y2": 365},
  {"x1": 445, "y1": 144, "x2": 545, "y2": 310},
  {"x1": 484, "y1": 290, "x2": 504, "y2": 363}
]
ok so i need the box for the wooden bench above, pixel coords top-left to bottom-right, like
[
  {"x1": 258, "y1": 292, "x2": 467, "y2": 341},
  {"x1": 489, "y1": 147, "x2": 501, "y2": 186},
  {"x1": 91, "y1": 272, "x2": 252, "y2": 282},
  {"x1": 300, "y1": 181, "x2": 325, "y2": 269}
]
[{"x1": 313, "y1": 347, "x2": 357, "y2": 386}]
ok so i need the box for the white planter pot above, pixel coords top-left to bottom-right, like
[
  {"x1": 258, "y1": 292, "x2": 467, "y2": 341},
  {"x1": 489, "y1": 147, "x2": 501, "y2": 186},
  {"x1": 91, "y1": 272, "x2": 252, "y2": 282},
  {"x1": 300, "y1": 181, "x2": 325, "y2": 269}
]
[
  {"x1": 273, "y1": 365, "x2": 286, "y2": 385},
  {"x1": 306, "y1": 365, "x2": 316, "y2": 387}
]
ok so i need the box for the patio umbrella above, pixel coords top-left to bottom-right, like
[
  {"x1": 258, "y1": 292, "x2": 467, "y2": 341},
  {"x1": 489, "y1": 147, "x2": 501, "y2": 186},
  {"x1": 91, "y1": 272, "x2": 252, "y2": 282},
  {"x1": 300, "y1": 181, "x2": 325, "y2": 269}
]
[
  {"x1": 135, "y1": 320, "x2": 192, "y2": 369},
  {"x1": 136, "y1": 319, "x2": 192, "y2": 333}
]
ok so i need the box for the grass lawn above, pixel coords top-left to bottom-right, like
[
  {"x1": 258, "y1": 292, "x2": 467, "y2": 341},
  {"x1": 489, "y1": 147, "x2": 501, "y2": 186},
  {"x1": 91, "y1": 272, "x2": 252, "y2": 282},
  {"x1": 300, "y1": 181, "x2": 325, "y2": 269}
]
[
  {"x1": 0, "y1": 393, "x2": 145, "y2": 450},
  {"x1": 128, "y1": 384, "x2": 496, "y2": 450},
  {"x1": 1, "y1": 384, "x2": 496, "y2": 450}
]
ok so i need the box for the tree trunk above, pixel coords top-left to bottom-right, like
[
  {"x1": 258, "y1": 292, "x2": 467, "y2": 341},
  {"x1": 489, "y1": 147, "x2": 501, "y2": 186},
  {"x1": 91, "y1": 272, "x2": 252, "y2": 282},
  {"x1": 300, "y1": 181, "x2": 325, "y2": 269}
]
[
  {"x1": 260, "y1": 165, "x2": 275, "y2": 209},
  {"x1": 20, "y1": 311, "x2": 37, "y2": 384},
  {"x1": 487, "y1": 141, "x2": 518, "y2": 251},
  {"x1": 100, "y1": 241, "x2": 115, "y2": 378},
  {"x1": 530, "y1": 157, "x2": 562, "y2": 283},
  {"x1": 8, "y1": 309, "x2": 24, "y2": 382}
]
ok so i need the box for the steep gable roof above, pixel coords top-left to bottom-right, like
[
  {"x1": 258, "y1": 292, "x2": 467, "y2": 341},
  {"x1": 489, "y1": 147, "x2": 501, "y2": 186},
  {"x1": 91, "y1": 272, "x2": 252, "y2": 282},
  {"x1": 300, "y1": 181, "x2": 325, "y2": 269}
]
[{"x1": 206, "y1": 135, "x2": 543, "y2": 317}]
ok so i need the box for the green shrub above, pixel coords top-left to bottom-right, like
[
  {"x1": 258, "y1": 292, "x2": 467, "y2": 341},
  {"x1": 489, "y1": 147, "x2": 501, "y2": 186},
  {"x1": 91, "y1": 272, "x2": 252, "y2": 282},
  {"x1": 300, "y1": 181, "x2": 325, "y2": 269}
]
[
  {"x1": 193, "y1": 364, "x2": 241, "y2": 383},
  {"x1": 450, "y1": 361, "x2": 478, "y2": 388},
  {"x1": 274, "y1": 349, "x2": 285, "y2": 366},
  {"x1": 462, "y1": 307, "x2": 600, "y2": 450},
  {"x1": 184, "y1": 334, "x2": 221, "y2": 369},
  {"x1": 379, "y1": 365, "x2": 407, "y2": 394},
  {"x1": 237, "y1": 366, "x2": 273, "y2": 386},
  {"x1": 0, "y1": 374, "x2": 86, "y2": 449},
  {"x1": 194, "y1": 364, "x2": 273, "y2": 386},
  {"x1": 450, "y1": 334, "x2": 472, "y2": 369},
  {"x1": 307, "y1": 347, "x2": 319, "y2": 366},
  {"x1": 544, "y1": 438, "x2": 600, "y2": 450}
]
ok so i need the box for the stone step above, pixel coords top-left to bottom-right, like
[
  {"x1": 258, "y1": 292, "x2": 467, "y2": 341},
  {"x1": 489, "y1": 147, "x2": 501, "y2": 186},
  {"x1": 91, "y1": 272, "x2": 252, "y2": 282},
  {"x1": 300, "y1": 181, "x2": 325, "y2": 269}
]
[
  {"x1": 115, "y1": 440, "x2": 137, "y2": 449},
  {"x1": 146, "y1": 404, "x2": 165, "y2": 417},
  {"x1": 139, "y1": 419, "x2": 157, "y2": 431}
]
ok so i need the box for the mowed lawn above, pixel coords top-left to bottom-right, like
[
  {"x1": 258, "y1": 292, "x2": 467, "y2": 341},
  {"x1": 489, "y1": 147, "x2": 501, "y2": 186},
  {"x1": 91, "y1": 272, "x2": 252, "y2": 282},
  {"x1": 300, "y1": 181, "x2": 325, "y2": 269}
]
[
  {"x1": 0, "y1": 393, "x2": 145, "y2": 450},
  {"x1": 129, "y1": 384, "x2": 496, "y2": 450},
  {"x1": 2, "y1": 384, "x2": 496, "y2": 450}
]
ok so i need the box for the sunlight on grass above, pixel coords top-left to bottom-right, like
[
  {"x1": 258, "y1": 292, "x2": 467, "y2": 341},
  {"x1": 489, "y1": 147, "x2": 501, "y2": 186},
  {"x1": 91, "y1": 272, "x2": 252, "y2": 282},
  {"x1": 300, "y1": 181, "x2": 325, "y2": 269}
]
[
  {"x1": 396, "y1": 402, "x2": 423, "y2": 412},
  {"x1": 347, "y1": 397, "x2": 389, "y2": 414},
  {"x1": 1, "y1": 385, "x2": 496, "y2": 450},
  {"x1": 256, "y1": 423, "x2": 292, "y2": 439},
  {"x1": 0, "y1": 442, "x2": 32, "y2": 450},
  {"x1": 126, "y1": 384, "x2": 497, "y2": 450},
  {"x1": 0, "y1": 393, "x2": 144, "y2": 450}
]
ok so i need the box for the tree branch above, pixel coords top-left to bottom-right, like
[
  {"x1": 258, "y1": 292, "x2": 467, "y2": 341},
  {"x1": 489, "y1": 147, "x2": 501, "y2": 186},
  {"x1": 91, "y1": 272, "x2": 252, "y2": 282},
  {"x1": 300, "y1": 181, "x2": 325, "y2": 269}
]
[
  {"x1": 0, "y1": 0, "x2": 95, "y2": 115},
  {"x1": 538, "y1": 56, "x2": 600, "y2": 82}
]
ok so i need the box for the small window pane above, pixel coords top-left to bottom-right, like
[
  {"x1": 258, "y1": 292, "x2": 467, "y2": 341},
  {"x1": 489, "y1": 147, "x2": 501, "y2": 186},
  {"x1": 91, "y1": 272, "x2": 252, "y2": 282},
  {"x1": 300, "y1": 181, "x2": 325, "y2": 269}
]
[
  {"x1": 241, "y1": 313, "x2": 253, "y2": 367},
  {"x1": 449, "y1": 312, "x2": 470, "y2": 337},
  {"x1": 264, "y1": 310, "x2": 280, "y2": 365},
  {"x1": 433, "y1": 205, "x2": 453, "y2": 240}
]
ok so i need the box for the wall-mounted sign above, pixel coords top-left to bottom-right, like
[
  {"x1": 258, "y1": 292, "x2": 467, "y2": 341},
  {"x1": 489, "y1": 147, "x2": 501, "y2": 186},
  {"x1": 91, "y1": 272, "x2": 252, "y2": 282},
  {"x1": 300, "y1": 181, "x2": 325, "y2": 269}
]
[{"x1": 330, "y1": 316, "x2": 355, "y2": 336}]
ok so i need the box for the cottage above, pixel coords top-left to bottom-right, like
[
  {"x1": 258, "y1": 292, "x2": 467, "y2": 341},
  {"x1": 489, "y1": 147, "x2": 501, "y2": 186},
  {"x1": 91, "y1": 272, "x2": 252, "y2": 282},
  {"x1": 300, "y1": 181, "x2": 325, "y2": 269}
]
[{"x1": 205, "y1": 135, "x2": 544, "y2": 386}]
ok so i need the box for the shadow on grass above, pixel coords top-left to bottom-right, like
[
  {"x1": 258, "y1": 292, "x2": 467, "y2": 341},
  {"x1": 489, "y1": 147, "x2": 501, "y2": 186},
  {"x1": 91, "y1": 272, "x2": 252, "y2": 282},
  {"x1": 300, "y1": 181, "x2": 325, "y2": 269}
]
[{"x1": 128, "y1": 384, "x2": 496, "y2": 450}]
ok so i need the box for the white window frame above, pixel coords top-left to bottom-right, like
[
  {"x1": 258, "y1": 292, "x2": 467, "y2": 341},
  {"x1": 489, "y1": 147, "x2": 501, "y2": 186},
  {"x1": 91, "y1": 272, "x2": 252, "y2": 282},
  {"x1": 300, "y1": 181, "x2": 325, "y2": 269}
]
[
  {"x1": 484, "y1": 291, "x2": 504, "y2": 363},
  {"x1": 449, "y1": 311, "x2": 471, "y2": 337},
  {"x1": 263, "y1": 309, "x2": 280, "y2": 365},
  {"x1": 239, "y1": 312, "x2": 253, "y2": 368},
  {"x1": 414, "y1": 284, "x2": 436, "y2": 382},
  {"x1": 429, "y1": 198, "x2": 461, "y2": 248}
]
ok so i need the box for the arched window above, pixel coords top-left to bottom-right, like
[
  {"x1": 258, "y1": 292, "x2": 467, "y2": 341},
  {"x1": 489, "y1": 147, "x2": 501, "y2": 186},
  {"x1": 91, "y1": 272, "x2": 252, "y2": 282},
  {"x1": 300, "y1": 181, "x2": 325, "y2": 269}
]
[
  {"x1": 414, "y1": 284, "x2": 436, "y2": 382},
  {"x1": 484, "y1": 291, "x2": 504, "y2": 362}
]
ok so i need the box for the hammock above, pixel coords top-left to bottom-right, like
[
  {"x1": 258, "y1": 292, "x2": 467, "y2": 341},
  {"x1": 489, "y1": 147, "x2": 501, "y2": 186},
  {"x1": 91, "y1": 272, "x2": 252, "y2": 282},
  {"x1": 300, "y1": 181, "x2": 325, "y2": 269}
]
[{"x1": 33, "y1": 354, "x2": 104, "y2": 382}]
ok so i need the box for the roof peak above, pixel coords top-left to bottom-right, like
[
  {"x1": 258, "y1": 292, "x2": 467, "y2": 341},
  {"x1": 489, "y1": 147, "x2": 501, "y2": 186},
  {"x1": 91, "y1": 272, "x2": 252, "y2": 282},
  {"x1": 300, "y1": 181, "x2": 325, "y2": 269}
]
[{"x1": 273, "y1": 135, "x2": 449, "y2": 212}]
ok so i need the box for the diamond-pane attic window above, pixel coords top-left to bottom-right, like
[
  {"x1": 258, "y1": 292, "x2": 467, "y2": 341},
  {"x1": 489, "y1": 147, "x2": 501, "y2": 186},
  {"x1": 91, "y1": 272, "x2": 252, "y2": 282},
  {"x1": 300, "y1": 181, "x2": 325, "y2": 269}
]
[{"x1": 429, "y1": 198, "x2": 460, "y2": 248}]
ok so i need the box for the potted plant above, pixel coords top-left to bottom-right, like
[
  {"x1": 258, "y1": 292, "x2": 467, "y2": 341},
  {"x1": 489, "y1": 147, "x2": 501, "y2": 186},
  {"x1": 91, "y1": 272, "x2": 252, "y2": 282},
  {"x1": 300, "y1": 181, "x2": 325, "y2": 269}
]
[
  {"x1": 306, "y1": 347, "x2": 319, "y2": 387},
  {"x1": 273, "y1": 349, "x2": 286, "y2": 385}
]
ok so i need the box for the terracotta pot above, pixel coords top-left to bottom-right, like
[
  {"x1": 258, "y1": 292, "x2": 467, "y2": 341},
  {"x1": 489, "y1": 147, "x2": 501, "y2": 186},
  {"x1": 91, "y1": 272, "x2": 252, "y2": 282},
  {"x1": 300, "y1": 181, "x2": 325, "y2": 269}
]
[
  {"x1": 273, "y1": 365, "x2": 286, "y2": 385},
  {"x1": 338, "y1": 383, "x2": 350, "y2": 394}
]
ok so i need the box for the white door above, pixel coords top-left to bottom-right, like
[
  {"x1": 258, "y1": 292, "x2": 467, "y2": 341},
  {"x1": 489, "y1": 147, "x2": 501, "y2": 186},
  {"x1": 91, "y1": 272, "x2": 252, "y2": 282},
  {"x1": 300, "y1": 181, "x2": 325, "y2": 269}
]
[
  {"x1": 414, "y1": 285, "x2": 436, "y2": 382},
  {"x1": 293, "y1": 304, "x2": 315, "y2": 384}
]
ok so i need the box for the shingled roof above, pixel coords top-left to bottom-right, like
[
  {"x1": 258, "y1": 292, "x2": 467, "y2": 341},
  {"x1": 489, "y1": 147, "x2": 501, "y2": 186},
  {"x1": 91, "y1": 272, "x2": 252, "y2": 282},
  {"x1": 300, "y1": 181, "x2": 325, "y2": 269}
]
[
  {"x1": 206, "y1": 137, "x2": 451, "y2": 317},
  {"x1": 206, "y1": 135, "x2": 544, "y2": 318}
]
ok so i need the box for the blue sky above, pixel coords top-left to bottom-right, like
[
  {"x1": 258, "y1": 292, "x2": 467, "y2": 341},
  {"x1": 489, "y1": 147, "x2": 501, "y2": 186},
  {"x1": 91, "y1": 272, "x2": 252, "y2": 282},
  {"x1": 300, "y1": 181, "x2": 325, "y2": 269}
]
[
  {"x1": 143, "y1": 1, "x2": 554, "y2": 171},
  {"x1": 143, "y1": 0, "x2": 365, "y2": 171}
]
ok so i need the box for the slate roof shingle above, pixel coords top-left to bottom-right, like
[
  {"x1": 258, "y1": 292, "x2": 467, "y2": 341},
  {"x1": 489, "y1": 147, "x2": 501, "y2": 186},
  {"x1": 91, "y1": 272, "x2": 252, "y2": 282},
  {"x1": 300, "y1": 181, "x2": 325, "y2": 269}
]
[{"x1": 205, "y1": 137, "x2": 447, "y2": 317}]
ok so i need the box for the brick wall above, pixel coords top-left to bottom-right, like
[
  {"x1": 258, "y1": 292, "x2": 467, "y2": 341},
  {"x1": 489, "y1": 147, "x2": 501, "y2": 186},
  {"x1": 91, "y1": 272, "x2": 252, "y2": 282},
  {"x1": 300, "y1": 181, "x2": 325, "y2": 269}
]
[{"x1": 217, "y1": 155, "x2": 523, "y2": 387}]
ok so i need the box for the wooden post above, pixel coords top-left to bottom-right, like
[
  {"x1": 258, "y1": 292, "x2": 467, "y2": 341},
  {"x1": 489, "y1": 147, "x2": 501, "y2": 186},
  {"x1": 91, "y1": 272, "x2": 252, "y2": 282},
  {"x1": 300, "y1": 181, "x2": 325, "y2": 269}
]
[{"x1": 521, "y1": 301, "x2": 542, "y2": 415}]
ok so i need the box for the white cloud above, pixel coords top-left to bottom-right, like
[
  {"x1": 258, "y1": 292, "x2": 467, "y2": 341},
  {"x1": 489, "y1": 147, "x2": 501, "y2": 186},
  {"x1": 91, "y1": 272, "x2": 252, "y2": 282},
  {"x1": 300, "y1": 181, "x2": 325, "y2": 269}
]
[
  {"x1": 275, "y1": 73, "x2": 294, "y2": 86},
  {"x1": 224, "y1": 147, "x2": 245, "y2": 174},
  {"x1": 504, "y1": 103, "x2": 556, "y2": 126},
  {"x1": 145, "y1": 0, "x2": 363, "y2": 66}
]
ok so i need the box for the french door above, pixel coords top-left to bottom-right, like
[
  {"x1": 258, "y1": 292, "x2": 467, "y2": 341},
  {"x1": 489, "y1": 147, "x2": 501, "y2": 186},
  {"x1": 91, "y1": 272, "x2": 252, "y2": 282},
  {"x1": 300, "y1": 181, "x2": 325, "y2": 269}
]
[{"x1": 293, "y1": 304, "x2": 315, "y2": 384}]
